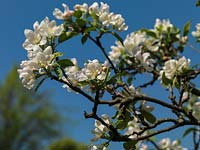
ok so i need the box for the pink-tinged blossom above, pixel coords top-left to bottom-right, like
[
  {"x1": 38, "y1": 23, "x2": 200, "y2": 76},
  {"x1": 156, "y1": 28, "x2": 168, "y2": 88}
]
[
  {"x1": 74, "y1": 3, "x2": 88, "y2": 12},
  {"x1": 109, "y1": 31, "x2": 157, "y2": 71},
  {"x1": 89, "y1": 2, "x2": 128, "y2": 31},
  {"x1": 53, "y1": 3, "x2": 74, "y2": 20}
]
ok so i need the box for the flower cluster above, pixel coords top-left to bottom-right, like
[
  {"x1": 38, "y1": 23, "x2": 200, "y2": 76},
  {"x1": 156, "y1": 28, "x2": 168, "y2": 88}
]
[
  {"x1": 91, "y1": 114, "x2": 111, "y2": 142},
  {"x1": 159, "y1": 57, "x2": 191, "y2": 86},
  {"x1": 153, "y1": 19, "x2": 187, "y2": 44},
  {"x1": 109, "y1": 31, "x2": 157, "y2": 72},
  {"x1": 192, "y1": 23, "x2": 200, "y2": 38},
  {"x1": 138, "y1": 138, "x2": 187, "y2": 150},
  {"x1": 192, "y1": 102, "x2": 200, "y2": 120},
  {"x1": 63, "y1": 59, "x2": 109, "y2": 92},
  {"x1": 159, "y1": 138, "x2": 187, "y2": 150},
  {"x1": 18, "y1": 17, "x2": 64, "y2": 89},
  {"x1": 90, "y1": 145, "x2": 107, "y2": 150},
  {"x1": 53, "y1": 2, "x2": 128, "y2": 31},
  {"x1": 23, "y1": 17, "x2": 63, "y2": 51},
  {"x1": 124, "y1": 117, "x2": 142, "y2": 139}
]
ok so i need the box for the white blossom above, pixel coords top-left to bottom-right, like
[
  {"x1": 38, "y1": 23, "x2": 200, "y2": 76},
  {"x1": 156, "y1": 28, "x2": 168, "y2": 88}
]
[
  {"x1": 39, "y1": 17, "x2": 64, "y2": 37},
  {"x1": 23, "y1": 21, "x2": 46, "y2": 51},
  {"x1": 18, "y1": 46, "x2": 54, "y2": 89},
  {"x1": 154, "y1": 19, "x2": 173, "y2": 32},
  {"x1": 53, "y1": 3, "x2": 74, "y2": 20},
  {"x1": 74, "y1": 3, "x2": 88, "y2": 12},
  {"x1": 159, "y1": 138, "x2": 187, "y2": 150},
  {"x1": 91, "y1": 114, "x2": 111, "y2": 142},
  {"x1": 89, "y1": 2, "x2": 99, "y2": 15},
  {"x1": 109, "y1": 31, "x2": 156, "y2": 71},
  {"x1": 139, "y1": 144, "x2": 148, "y2": 150},
  {"x1": 160, "y1": 57, "x2": 190, "y2": 80},
  {"x1": 89, "y1": 2, "x2": 128, "y2": 31},
  {"x1": 17, "y1": 60, "x2": 37, "y2": 89},
  {"x1": 62, "y1": 58, "x2": 87, "y2": 91},
  {"x1": 90, "y1": 145, "x2": 107, "y2": 150},
  {"x1": 159, "y1": 138, "x2": 171, "y2": 149},
  {"x1": 82, "y1": 59, "x2": 107, "y2": 81},
  {"x1": 192, "y1": 23, "x2": 200, "y2": 38},
  {"x1": 125, "y1": 117, "x2": 141, "y2": 140},
  {"x1": 109, "y1": 41, "x2": 124, "y2": 64},
  {"x1": 141, "y1": 101, "x2": 154, "y2": 112},
  {"x1": 192, "y1": 102, "x2": 200, "y2": 121}
]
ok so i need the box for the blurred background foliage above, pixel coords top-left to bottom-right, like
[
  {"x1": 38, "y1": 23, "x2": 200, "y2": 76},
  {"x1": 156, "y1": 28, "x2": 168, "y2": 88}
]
[{"x1": 0, "y1": 67, "x2": 87, "y2": 150}]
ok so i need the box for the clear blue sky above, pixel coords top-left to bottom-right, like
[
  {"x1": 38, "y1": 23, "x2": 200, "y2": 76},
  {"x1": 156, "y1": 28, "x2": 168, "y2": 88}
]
[{"x1": 1, "y1": 0, "x2": 200, "y2": 149}]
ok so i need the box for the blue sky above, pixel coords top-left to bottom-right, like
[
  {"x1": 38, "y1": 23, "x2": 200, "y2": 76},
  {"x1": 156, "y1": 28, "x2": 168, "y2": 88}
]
[{"x1": 1, "y1": 0, "x2": 200, "y2": 149}]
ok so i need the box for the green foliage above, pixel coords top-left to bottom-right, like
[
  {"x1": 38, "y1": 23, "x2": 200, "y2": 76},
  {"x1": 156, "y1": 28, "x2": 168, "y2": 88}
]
[
  {"x1": 57, "y1": 59, "x2": 74, "y2": 69},
  {"x1": 58, "y1": 32, "x2": 78, "y2": 43},
  {"x1": 123, "y1": 140, "x2": 137, "y2": 150},
  {"x1": 141, "y1": 110, "x2": 156, "y2": 124},
  {"x1": 48, "y1": 138, "x2": 87, "y2": 150},
  {"x1": 196, "y1": 0, "x2": 200, "y2": 7},
  {"x1": 182, "y1": 127, "x2": 197, "y2": 137},
  {"x1": 183, "y1": 21, "x2": 191, "y2": 36},
  {"x1": 0, "y1": 67, "x2": 61, "y2": 150}
]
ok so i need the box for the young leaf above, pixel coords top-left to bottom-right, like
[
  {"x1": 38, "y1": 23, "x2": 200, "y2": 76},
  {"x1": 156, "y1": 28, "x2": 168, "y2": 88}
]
[
  {"x1": 73, "y1": 10, "x2": 83, "y2": 18},
  {"x1": 142, "y1": 110, "x2": 156, "y2": 124},
  {"x1": 162, "y1": 72, "x2": 172, "y2": 86},
  {"x1": 81, "y1": 34, "x2": 88, "y2": 45},
  {"x1": 183, "y1": 21, "x2": 191, "y2": 36},
  {"x1": 141, "y1": 29, "x2": 157, "y2": 38},
  {"x1": 115, "y1": 120, "x2": 127, "y2": 130},
  {"x1": 57, "y1": 59, "x2": 74, "y2": 69},
  {"x1": 53, "y1": 52, "x2": 63, "y2": 58},
  {"x1": 54, "y1": 68, "x2": 63, "y2": 79},
  {"x1": 123, "y1": 140, "x2": 137, "y2": 150},
  {"x1": 76, "y1": 18, "x2": 87, "y2": 28},
  {"x1": 183, "y1": 127, "x2": 196, "y2": 137},
  {"x1": 58, "y1": 32, "x2": 68, "y2": 43},
  {"x1": 58, "y1": 32, "x2": 78, "y2": 43},
  {"x1": 196, "y1": 0, "x2": 200, "y2": 7}
]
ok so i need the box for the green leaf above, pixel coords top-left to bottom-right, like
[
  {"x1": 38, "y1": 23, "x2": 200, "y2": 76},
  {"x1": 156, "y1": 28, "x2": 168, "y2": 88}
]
[
  {"x1": 162, "y1": 72, "x2": 172, "y2": 86},
  {"x1": 85, "y1": 26, "x2": 96, "y2": 33},
  {"x1": 196, "y1": 0, "x2": 200, "y2": 7},
  {"x1": 54, "y1": 68, "x2": 63, "y2": 79},
  {"x1": 58, "y1": 32, "x2": 78, "y2": 43},
  {"x1": 73, "y1": 10, "x2": 83, "y2": 18},
  {"x1": 141, "y1": 29, "x2": 157, "y2": 38},
  {"x1": 58, "y1": 32, "x2": 67, "y2": 43},
  {"x1": 115, "y1": 120, "x2": 127, "y2": 130},
  {"x1": 183, "y1": 127, "x2": 196, "y2": 137},
  {"x1": 53, "y1": 52, "x2": 63, "y2": 58},
  {"x1": 34, "y1": 77, "x2": 47, "y2": 92},
  {"x1": 142, "y1": 110, "x2": 156, "y2": 124},
  {"x1": 81, "y1": 35, "x2": 88, "y2": 45},
  {"x1": 57, "y1": 59, "x2": 74, "y2": 69},
  {"x1": 183, "y1": 21, "x2": 191, "y2": 36},
  {"x1": 123, "y1": 141, "x2": 137, "y2": 150},
  {"x1": 76, "y1": 18, "x2": 87, "y2": 28}
]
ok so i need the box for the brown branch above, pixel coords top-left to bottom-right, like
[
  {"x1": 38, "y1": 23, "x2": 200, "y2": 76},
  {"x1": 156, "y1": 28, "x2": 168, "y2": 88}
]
[
  {"x1": 134, "y1": 120, "x2": 197, "y2": 141},
  {"x1": 50, "y1": 75, "x2": 95, "y2": 103},
  {"x1": 87, "y1": 35, "x2": 118, "y2": 73}
]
